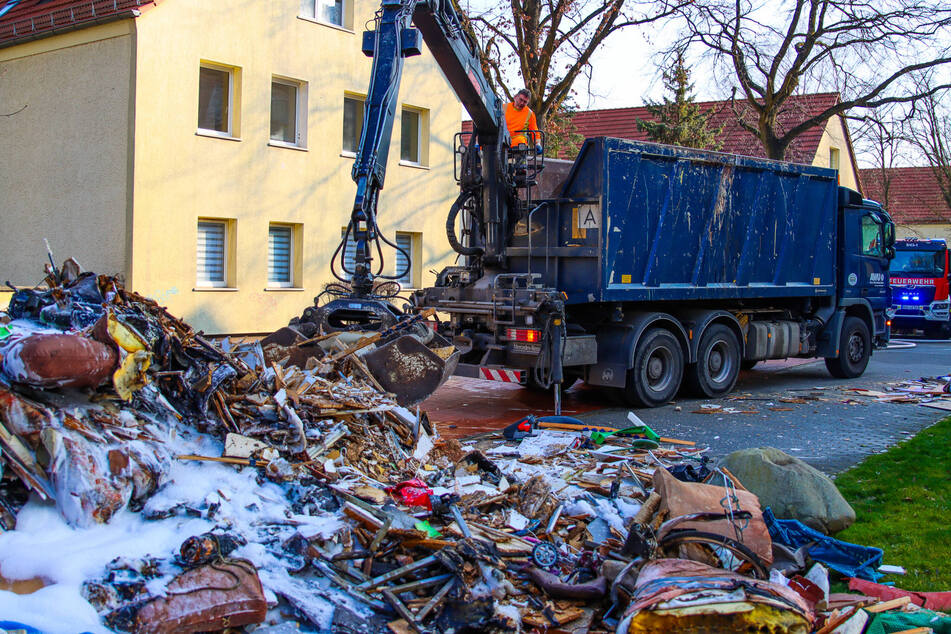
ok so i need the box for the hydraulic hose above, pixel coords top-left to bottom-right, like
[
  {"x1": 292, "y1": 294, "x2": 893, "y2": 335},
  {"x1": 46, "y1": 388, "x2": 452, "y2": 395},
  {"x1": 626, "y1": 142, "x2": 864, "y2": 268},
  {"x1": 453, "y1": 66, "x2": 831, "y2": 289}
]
[
  {"x1": 533, "y1": 312, "x2": 567, "y2": 389},
  {"x1": 446, "y1": 189, "x2": 484, "y2": 256}
]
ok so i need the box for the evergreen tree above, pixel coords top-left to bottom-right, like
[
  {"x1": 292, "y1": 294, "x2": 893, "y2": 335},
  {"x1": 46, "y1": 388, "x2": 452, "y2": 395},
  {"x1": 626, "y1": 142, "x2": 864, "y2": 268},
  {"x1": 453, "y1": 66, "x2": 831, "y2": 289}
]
[{"x1": 637, "y1": 52, "x2": 722, "y2": 150}]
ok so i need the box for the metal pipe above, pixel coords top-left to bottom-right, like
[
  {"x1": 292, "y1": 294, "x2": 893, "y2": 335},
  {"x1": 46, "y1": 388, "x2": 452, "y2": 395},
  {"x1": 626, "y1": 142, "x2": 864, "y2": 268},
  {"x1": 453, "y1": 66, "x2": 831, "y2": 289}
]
[
  {"x1": 416, "y1": 578, "x2": 456, "y2": 621},
  {"x1": 357, "y1": 554, "x2": 439, "y2": 590}
]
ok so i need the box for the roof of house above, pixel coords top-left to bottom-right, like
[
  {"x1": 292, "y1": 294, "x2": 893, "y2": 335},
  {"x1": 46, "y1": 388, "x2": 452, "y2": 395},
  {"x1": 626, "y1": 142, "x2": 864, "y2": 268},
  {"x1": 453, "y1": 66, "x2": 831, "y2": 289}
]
[
  {"x1": 567, "y1": 93, "x2": 841, "y2": 164},
  {"x1": 464, "y1": 93, "x2": 844, "y2": 166},
  {"x1": 860, "y1": 167, "x2": 951, "y2": 225},
  {"x1": 0, "y1": 0, "x2": 154, "y2": 47}
]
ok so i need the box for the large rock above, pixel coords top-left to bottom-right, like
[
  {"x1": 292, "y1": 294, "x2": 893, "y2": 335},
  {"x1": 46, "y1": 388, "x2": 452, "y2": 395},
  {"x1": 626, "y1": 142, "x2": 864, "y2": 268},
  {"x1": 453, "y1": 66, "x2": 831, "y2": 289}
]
[{"x1": 720, "y1": 447, "x2": 855, "y2": 534}]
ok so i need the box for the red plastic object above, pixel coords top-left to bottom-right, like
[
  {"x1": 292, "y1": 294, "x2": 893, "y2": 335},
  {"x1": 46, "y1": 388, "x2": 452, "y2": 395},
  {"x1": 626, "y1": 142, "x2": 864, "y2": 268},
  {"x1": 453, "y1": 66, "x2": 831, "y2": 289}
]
[
  {"x1": 134, "y1": 561, "x2": 267, "y2": 632},
  {"x1": 2, "y1": 333, "x2": 116, "y2": 389},
  {"x1": 788, "y1": 575, "x2": 824, "y2": 608},
  {"x1": 848, "y1": 577, "x2": 951, "y2": 611},
  {"x1": 386, "y1": 478, "x2": 433, "y2": 509}
]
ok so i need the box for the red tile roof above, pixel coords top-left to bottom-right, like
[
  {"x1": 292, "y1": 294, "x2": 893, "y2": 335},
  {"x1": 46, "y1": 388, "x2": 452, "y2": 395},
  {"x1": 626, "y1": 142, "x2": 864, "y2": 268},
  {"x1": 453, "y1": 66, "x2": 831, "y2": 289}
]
[
  {"x1": 566, "y1": 93, "x2": 841, "y2": 164},
  {"x1": 860, "y1": 167, "x2": 951, "y2": 225},
  {"x1": 465, "y1": 93, "x2": 843, "y2": 166},
  {"x1": 0, "y1": 0, "x2": 154, "y2": 46}
]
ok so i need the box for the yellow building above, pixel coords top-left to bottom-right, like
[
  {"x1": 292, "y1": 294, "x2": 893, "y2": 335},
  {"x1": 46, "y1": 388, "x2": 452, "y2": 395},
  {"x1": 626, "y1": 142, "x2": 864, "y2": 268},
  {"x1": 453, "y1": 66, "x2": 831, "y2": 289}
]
[{"x1": 0, "y1": 0, "x2": 460, "y2": 333}]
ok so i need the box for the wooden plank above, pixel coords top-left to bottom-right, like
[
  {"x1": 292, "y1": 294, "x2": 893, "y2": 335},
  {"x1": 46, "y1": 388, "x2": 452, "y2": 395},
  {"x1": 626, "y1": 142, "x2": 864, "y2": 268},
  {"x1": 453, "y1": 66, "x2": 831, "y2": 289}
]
[
  {"x1": 864, "y1": 595, "x2": 912, "y2": 613},
  {"x1": 920, "y1": 399, "x2": 951, "y2": 411}
]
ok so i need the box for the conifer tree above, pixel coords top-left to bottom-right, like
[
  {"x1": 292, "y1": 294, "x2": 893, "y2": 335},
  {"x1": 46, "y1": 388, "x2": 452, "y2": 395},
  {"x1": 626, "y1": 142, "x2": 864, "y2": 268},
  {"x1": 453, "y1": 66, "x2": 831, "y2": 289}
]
[{"x1": 637, "y1": 52, "x2": 722, "y2": 150}]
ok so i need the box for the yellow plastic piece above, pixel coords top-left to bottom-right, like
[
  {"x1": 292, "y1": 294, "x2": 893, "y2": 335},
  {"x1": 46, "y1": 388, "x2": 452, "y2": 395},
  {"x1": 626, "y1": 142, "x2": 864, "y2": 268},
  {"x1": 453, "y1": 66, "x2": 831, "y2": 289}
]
[
  {"x1": 627, "y1": 601, "x2": 809, "y2": 633},
  {"x1": 107, "y1": 313, "x2": 148, "y2": 352}
]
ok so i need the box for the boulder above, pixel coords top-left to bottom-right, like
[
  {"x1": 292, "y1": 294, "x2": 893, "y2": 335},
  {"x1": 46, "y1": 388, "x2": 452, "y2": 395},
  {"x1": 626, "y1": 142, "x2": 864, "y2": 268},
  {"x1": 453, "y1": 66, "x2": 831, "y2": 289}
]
[{"x1": 720, "y1": 447, "x2": 855, "y2": 534}]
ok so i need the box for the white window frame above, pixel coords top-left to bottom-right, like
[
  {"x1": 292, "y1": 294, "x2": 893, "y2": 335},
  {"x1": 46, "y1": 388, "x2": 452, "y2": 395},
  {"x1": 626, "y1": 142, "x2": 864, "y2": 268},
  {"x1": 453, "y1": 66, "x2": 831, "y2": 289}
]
[
  {"x1": 342, "y1": 94, "x2": 365, "y2": 157},
  {"x1": 269, "y1": 77, "x2": 308, "y2": 149},
  {"x1": 196, "y1": 219, "x2": 231, "y2": 288},
  {"x1": 197, "y1": 63, "x2": 236, "y2": 139},
  {"x1": 299, "y1": 0, "x2": 352, "y2": 30}
]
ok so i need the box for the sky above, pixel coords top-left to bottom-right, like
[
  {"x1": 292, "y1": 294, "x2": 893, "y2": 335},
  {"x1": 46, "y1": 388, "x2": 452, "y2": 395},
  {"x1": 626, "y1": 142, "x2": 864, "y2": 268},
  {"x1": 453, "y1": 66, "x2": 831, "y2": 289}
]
[{"x1": 458, "y1": 0, "x2": 710, "y2": 112}]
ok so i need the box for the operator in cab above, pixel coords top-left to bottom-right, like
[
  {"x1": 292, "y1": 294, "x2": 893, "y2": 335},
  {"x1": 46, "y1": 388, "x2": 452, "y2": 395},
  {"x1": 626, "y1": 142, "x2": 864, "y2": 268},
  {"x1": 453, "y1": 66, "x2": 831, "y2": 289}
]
[{"x1": 505, "y1": 89, "x2": 542, "y2": 154}]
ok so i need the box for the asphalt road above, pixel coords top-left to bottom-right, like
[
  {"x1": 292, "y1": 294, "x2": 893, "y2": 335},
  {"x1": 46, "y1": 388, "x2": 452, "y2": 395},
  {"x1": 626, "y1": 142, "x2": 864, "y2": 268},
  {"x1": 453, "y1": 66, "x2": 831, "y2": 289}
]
[{"x1": 578, "y1": 339, "x2": 951, "y2": 474}]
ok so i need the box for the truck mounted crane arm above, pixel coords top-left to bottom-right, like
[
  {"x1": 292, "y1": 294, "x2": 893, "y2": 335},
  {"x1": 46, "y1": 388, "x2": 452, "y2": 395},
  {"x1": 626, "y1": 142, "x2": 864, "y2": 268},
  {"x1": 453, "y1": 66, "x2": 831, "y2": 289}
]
[{"x1": 337, "y1": 0, "x2": 505, "y2": 297}]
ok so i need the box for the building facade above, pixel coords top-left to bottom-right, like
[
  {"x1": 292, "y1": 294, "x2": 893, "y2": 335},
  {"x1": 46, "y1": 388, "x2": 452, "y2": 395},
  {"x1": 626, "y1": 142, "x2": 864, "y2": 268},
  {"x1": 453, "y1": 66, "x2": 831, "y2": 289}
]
[{"x1": 0, "y1": 0, "x2": 461, "y2": 333}]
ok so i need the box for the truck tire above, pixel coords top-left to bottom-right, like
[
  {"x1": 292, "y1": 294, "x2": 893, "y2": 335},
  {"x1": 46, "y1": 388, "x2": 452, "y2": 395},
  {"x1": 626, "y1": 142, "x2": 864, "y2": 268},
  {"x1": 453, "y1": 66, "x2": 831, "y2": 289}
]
[
  {"x1": 824, "y1": 316, "x2": 871, "y2": 379},
  {"x1": 684, "y1": 324, "x2": 740, "y2": 398},
  {"x1": 620, "y1": 328, "x2": 684, "y2": 408}
]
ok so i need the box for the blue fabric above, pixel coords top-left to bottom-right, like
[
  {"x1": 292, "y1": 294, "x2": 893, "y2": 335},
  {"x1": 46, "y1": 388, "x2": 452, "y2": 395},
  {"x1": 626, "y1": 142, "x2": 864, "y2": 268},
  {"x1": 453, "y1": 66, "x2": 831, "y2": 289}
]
[
  {"x1": 0, "y1": 622, "x2": 44, "y2": 634},
  {"x1": 763, "y1": 507, "x2": 884, "y2": 581}
]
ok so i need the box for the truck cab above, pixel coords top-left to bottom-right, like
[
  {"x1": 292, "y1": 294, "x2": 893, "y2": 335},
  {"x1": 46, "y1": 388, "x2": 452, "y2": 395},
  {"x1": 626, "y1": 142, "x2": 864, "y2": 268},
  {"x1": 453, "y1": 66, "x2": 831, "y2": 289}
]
[
  {"x1": 889, "y1": 238, "x2": 950, "y2": 338},
  {"x1": 837, "y1": 190, "x2": 895, "y2": 346}
]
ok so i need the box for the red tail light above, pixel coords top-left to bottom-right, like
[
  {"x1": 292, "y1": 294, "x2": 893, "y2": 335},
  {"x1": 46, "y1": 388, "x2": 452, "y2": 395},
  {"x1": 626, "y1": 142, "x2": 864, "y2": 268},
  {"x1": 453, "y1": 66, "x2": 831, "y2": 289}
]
[{"x1": 505, "y1": 328, "x2": 541, "y2": 342}]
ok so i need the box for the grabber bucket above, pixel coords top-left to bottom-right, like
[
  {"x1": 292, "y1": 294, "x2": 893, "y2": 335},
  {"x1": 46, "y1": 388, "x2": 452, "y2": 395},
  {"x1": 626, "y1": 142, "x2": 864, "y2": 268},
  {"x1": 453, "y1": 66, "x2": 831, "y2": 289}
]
[{"x1": 363, "y1": 332, "x2": 459, "y2": 406}]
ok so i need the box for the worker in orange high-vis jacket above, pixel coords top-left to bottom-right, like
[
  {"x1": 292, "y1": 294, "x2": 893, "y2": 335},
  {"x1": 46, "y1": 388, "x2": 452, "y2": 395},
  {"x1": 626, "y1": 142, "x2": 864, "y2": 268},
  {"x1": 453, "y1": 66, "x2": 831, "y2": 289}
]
[{"x1": 505, "y1": 88, "x2": 542, "y2": 154}]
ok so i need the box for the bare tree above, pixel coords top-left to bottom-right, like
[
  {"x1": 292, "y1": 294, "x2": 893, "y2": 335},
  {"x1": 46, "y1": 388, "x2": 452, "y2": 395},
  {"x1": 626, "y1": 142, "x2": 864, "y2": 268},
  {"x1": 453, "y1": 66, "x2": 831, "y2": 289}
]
[
  {"x1": 905, "y1": 87, "x2": 951, "y2": 214},
  {"x1": 672, "y1": 0, "x2": 951, "y2": 160},
  {"x1": 848, "y1": 104, "x2": 911, "y2": 207},
  {"x1": 460, "y1": 0, "x2": 690, "y2": 129}
]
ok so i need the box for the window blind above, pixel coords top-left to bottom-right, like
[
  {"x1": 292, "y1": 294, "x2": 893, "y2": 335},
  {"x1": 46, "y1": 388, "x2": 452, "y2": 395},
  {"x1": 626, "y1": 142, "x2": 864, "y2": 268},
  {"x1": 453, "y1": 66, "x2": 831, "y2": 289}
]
[
  {"x1": 269, "y1": 225, "x2": 292, "y2": 284},
  {"x1": 197, "y1": 221, "x2": 226, "y2": 284}
]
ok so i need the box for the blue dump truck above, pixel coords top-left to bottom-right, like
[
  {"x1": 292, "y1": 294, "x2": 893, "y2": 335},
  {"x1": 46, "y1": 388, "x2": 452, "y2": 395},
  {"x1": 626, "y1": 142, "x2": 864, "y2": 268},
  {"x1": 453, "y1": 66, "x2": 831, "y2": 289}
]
[
  {"x1": 302, "y1": 0, "x2": 896, "y2": 408},
  {"x1": 415, "y1": 138, "x2": 896, "y2": 406}
]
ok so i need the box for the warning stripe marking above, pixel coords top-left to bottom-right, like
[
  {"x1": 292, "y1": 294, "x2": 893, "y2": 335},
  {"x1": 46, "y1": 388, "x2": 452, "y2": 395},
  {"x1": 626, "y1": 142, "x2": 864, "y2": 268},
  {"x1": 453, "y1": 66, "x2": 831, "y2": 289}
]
[{"x1": 479, "y1": 368, "x2": 524, "y2": 383}]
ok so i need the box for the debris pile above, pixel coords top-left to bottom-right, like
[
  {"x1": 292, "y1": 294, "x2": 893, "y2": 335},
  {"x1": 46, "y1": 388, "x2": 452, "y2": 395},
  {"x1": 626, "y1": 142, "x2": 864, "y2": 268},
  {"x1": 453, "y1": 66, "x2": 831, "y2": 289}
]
[
  {"x1": 0, "y1": 261, "x2": 948, "y2": 633},
  {"x1": 849, "y1": 376, "x2": 951, "y2": 411}
]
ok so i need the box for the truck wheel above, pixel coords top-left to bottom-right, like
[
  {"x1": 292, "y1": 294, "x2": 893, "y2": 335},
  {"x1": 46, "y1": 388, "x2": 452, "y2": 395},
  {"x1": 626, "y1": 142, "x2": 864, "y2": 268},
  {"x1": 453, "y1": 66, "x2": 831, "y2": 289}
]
[
  {"x1": 620, "y1": 328, "x2": 684, "y2": 408},
  {"x1": 824, "y1": 316, "x2": 870, "y2": 379},
  {"x1": 684, "y1": 325, "x2": 740, "y2": 398}
]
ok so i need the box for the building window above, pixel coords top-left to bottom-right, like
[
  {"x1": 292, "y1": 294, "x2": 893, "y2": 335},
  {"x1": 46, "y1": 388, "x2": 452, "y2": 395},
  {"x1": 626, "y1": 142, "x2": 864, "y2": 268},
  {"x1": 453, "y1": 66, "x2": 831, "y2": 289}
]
[
  {"x1": 400, "y1": 106, "x2": 429, "y2": 166},
  {"x1": 401, "y1": 108, "x2": 420, "y2": 163},
  {"x1": 271, "y1": 78, "x2": 306, "y2": 147},
  {"x1": 197, "y1": 220, "x2": 233, "y2": 287},
  {"x1": 829, "y1": 147, "x2": 840, "y2": 171},
  {"x1": 300, "y1": 0, "x2": 350, "y2": 29},
  {"x1": 394, "y1": 232, "x2": 418, "y2": 288},
  {"x1": 268, "y1": 224, "x2": 296, "y2": 287},
  {"x1": 343, "y1": 95, "x2": 365, "y2": 154},
  {"x1": 198, "y1": 64, "x2": 237, "y2": 137}
]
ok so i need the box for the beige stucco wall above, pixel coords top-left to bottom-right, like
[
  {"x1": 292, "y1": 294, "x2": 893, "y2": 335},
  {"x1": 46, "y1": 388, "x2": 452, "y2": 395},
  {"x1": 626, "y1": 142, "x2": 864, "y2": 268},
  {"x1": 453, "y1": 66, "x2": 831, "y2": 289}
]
[
  {"x1": 130, "y1": 0, "x2": 460, "y2": 333},
  {"x1": 812, "y1": 115, "x2": 860, "y2": 192},
  {"x1": 0, "y1": 22, "x2": 134, "y2": 288},
  {"x1": 896, "y1": 223, "x2": 951, "y2": 243}
]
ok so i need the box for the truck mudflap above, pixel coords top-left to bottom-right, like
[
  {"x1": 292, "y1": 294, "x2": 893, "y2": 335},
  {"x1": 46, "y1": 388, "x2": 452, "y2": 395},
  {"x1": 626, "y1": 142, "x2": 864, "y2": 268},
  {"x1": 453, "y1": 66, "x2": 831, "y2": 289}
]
[{"x1": 817, "y1": 299, "x2": 879, "y2": 358}]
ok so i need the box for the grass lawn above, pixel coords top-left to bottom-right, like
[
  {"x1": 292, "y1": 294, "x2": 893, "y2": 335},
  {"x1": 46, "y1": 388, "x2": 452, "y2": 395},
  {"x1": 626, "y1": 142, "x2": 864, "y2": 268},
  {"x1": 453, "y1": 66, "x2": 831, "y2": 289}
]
[{"x1": 832, "y1": 414, "x2": 951, "y2": 592}]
